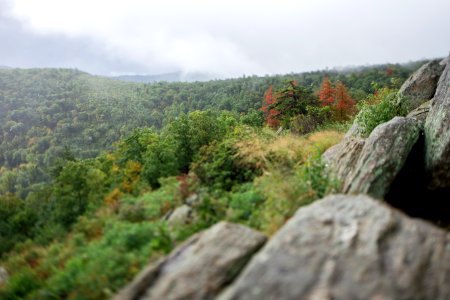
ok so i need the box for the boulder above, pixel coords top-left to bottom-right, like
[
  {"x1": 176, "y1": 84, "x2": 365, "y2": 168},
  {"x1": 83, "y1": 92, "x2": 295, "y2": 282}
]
[
  {"x1": 398, "y1": 59, "x2": 444, "y2": 111},
  {"x1": 185, "y1": 193, "x2": 200, "y2": 206},
  {"x1": 424, "y1": 56, "x2": 450, "y2": 189},
  {"x1": 344, "y1": 121, "x2": 364, "y2": 139},
  {"x1": 343, "y1": 117, "x2": 420, "y2": 198},
  {"x1": 167, "y1": 204, "x2": 192, "y2": 226},
  {"x1": 322, "y1": 137, "x2": 365, "y2": 186},
  {"x1": 0, "y1": 267, "x2": 8, "y2": 286},
  {"x1": 218, "y1": 194, "x2": 450, "y2": 300},
  {"x1": 407, "y1": 99, "x2": 433, "y2": 125},
  {"x1": 114, "y1": 222, "x2": 266, "y2": 300}
]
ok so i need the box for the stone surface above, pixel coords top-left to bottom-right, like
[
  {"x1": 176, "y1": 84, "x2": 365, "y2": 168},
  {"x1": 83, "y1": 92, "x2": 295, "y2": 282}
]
[
  {"x1": 114, "y1": 222, "x2": 266, "y2": 300},
  {"x1": 398, "y1": 59, "x2": 444, "y2": 111},
  {"x1": 407, "y1": 99, "x2": 433, "y2": 124},
  {"x1": 323, "y1": 137, "x2": 365, "y2": 188},
  {"x1": 343, "y1": 117, "x2": 420, "y2": 198},
  {"x1": 167, "y1": 204, "x2": 192, "y2": 226},
  {"x1": 424, "y1": 56, "x2": 450, "y2": 189},
  {"x1": 185, "y1": 193, "x2": 200, "y2": 206},
  {"x1": 218, "y1": 194, "x2": 450, "y2": 300},
  {"x1": 0, "y1": 267, "x2": 8, "y2": 286},
  {"x1": 344, "y1": 121, "x2": 364, "y2": 139}
]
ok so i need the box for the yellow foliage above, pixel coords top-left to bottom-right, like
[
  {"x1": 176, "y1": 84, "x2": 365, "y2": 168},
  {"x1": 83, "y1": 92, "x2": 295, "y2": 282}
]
[
  {"x1": 106, "y1": 152, "x2": 116, "y2": 161},
  {"x1": 234, "y1": 129, "x2": 343, "y2": 171},
  {"x1": 111, "y1": 164, "x2": 120, "y2": 173},
  {"x1": 302, "y1": 130, "x2": 344, "y2": 157},
  {"x1": 104, "y1": 188, "x2": 122, "y2": 211},
  {"x1": 124, "y1": 160, "x2": 142, "y2": 179},
  {"x1": 27, "y1": 137, "x2": 38, "y2": 146}
]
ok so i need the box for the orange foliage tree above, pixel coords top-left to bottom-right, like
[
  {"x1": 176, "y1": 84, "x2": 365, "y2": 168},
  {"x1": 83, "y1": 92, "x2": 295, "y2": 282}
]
[
  {"x1": 334, "y1": 81, "x2": 355, "y2": 120},
  {"x1": 260, "y1": 85, "x2": 280, "y2": 128},
  {"x1": 318, "y1": 77, "x2": 335, "y2": 107}
]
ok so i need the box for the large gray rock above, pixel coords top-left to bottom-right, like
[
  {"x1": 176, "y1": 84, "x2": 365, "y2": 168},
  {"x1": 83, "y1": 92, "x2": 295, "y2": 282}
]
[
  {"x1": 344, "y1": 121, "x2": 364, "y2": 139},
  {"x1": 398, "y1": 59, "x2": 444, "y2": 111},
  {"x1": 114, "y1": 222, "x2": 266, "y2": 300},
  {"x1": 322, "y1": 137, "x2": 365, "y2": 186},
  {"x1": 0, "y1": 267, "x2": 8, "y2": 286},
  {"x1": 343, "y1": 117, "x2": 420, "y2": 198},
  {"x1": 407, "y1": 99, "x2": 433, "y2": 125},
  {"x1": 167, "y1": 204, "x2": 192, "y2": 226},
  {"x1": 218, "y1": 194, "x2": 450, "y2": 300},
  {"x1": 424, "y1": 56, "x2": 450, "y2": 189}
]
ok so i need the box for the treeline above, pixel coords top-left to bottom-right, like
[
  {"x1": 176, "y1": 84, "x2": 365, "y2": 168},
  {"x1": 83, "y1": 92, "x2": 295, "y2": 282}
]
[
  {"x1": 0, "y1": 72, "x2": 418, "y2": 298},
  {"x1": 0, "y1": 60, "x2": 425, "y2": 198}
]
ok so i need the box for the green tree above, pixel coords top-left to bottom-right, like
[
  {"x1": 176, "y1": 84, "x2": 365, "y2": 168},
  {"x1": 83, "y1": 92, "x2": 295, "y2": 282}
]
[{"x1": 271, "y1": 81, "x2": 318, "y2": 126}]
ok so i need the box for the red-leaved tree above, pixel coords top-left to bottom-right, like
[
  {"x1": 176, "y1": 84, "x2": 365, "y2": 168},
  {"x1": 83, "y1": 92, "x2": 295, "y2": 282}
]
[
  {"x1": 260, "y1": 85, "x2": 280, "y2": 128},
  {"x1": 334, "y1": 81, "x2": 355, "y2": 120},
  {"x1": 318, "y1": 77, "x2": 334, "y2": 107}
]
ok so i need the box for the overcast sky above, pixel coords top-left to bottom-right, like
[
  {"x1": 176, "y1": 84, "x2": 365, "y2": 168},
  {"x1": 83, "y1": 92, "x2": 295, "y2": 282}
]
[{"x1": 1, "y1": 0, "x2": 449, "y2": 77}]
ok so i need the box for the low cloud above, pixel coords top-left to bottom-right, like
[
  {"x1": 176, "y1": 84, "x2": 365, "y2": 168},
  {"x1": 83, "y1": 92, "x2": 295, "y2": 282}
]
[{"x1": 1, "y1": 0, "x2": 450, "y2": 77}]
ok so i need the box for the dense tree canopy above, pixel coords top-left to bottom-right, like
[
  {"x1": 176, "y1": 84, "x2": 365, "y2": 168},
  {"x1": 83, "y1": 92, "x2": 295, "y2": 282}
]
[{"x1": 0, "y1": 61, "x2": 424, "y2": 198}]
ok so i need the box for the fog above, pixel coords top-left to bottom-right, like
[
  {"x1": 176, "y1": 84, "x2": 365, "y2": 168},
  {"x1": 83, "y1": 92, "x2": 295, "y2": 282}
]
[{"x1": 1, "y1": 0, "x2": 450, "y2": 77}]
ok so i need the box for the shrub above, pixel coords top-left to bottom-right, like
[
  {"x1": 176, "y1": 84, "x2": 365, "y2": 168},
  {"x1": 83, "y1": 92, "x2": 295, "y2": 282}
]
[
  {"x1": 192, "y1": 128, "x2": 263, "y2": 191},
  {"x1": 225, "y1": 184, "x2": 265, "y2": 224},
  {"x1": 0, "y1": 268, "x2": 43, "y2": 300},
  {"x1": 118, "y1": 201, "x2": 147, "y2": 223},
  {"x1": 44, "y1": 221, "x2": 172, "y2": 300},
  {"x1": 254, "y1": 156, "x2": 338, "y2": 235},
  {"x1": 289, "y1": 106, "x2": 331, "y2": 135},
  {"x1": 355, "y1": 88, "x2": 408, "y2": 137}
]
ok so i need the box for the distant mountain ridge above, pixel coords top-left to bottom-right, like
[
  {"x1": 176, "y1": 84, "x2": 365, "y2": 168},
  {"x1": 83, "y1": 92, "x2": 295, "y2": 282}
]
[{"x1": 112, "y1": 71, "x2": 220, "y2": 83}]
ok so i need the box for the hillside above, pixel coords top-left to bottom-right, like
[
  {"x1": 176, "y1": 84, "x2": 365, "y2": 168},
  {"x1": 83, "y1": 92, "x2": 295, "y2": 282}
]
[
  {"x1": 0, "y1": 61, "x2": 427, "y2": 198},
  {"x1": 112, "y1": 71, "x2": 217, "y2": 83},
  {"x1": 0, "y1": 58, "x2": 447, "y2": 299}
]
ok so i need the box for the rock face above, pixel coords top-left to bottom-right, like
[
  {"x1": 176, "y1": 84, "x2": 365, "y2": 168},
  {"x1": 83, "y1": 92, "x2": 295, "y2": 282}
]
[
  {"x1": 343, "y1": 117, "x2": 420, "y2": 198},
  {"x1": 324, "y1": 116, "x2": 420, "y2": 198},
  {"x1": 424, "y1": 57, "x2": 450, "y2": 189},
  {"x1": 407, "y1": 99, "x2": 433, "y2": 124},
  {"x1": 218, "y1": 194, "x2": 450, "y2": 300},
  {"x1": 398, "y1": 59, "x2": 445, "y2": 110},
  {"x1": 344, "y1": 121, "x2": 364, "y2": 139},
  {"x1": 322, "y1": 137, "x2": 365, "y2": 183},
  {"x1": 114, "y1": 222, "x2": 266, "y2": 300},
  {"x1": 323, "y1": 58, "x2": 444, "y2": 197}
]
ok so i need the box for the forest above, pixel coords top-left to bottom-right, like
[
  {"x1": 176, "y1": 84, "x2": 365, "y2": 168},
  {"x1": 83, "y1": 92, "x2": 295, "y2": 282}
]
[
  {"x1": 0, "y1": 61, "x2": 424, "y2": 198},
  {"x1": 0, "y1": 60, "x2": 426, "y2": 299}
]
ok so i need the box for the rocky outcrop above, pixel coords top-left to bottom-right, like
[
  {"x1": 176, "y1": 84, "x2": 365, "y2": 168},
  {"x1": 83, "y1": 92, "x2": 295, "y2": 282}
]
[
  {"x1": 344, "y1": 119, "x2": 364, "y2": 139},
  {"x1": 343, "y1": 117, "x2": 420, "y2": 198},
  {"x1": 322, "y1": 137, "x2": 365, "y2": 183},
  {"x1": 324, "y1": 117, "x2": 420, "y2": 198},
  {"x1": 323, "y1": 57, "x2": 444, "y2": 197},
  {"x1": 218, "y1": 194, "x2": 450, "y2": 300},
  {"x1": 407, "y1": 99, "x2": 433, "y2": 124},
  {"x1": 114, "y1": 222, "x2": 266, "y2": 300},
  {"x1": 424, "y1": 57, "x2": 450, "y2": 189},
  {"x1": 398, "y1": 59, "x2": 444, "y2": 110}
]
